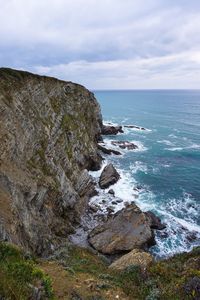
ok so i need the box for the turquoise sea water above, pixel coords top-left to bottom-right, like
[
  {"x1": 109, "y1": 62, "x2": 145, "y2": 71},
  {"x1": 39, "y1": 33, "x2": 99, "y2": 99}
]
[{"x1": 93, "y1": 90, "x2": 200, "y2": 258}]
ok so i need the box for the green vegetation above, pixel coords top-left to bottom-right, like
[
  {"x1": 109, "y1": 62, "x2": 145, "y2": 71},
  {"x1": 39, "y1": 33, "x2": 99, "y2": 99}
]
[
  {"x1": 50, "y1": 96, "x2": 61, "y2": 114},
  {"x1": 27, "y1": 138, "x2": 53, "y2": 177},
  {"x1": 1, "y1": 242, "x2": 199, "y2": 299},
  {"x1": 61, "y1": 245, "x2": 200, "y2": 299},
  {"x1": 0, "y1": 68, "x2": 40, "y2": 81},
  {"x1": 61, "y1": 114, "x2": 77, "y2": 131},
  {"x1": 0, "y1": 242, "x2": 54, "y2": 300}
]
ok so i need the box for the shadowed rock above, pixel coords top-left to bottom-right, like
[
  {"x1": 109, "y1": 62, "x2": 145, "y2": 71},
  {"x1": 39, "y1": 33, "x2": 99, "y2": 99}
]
[
  {"x1": 108, "y1": 189, "x2": 115, "y2": 196},
  {"x1": 145, "y1": 211, "x2": 166, "y2": 230},
  {"x1": 99, "y1": 164, "x2": 120, "y2": 189},
  {"x1": 111, "y1": 140, "x2": 138, "y2": 150},
  {"x1": 88, "y1": 204, "x2": 155, "y2": 254},
  {"x1": 124, "y1": 125, "x2": 146, "y2": 130},
  {"x1": 98, "y1": 144, "x2": 121, "y2": 156},
  {"x1": 102, "y1": 125, "x2": 124, "y2": 135},
  {"x1": 184, "y1": 277, "x2": 200, "y2": 299}
]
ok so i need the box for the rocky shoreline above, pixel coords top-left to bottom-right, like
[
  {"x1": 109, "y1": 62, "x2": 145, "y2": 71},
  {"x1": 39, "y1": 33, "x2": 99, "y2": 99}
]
[
  {"x1": 70, "y1": 123, "x2": 166, "y2": 269},
  {"x1": 1, "y1": 69, "x2": 199, "y2": 299}
]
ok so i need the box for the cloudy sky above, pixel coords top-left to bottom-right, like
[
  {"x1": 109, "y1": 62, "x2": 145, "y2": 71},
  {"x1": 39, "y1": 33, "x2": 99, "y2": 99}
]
[{"x1": 1, "y1": 0, "x2": 200, "y2": 89}]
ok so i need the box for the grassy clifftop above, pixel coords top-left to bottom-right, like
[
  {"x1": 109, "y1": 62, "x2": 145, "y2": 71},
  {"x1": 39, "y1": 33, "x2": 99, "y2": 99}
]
[{"x1": 1, "y1": 241, "x2": 199, "y2": 299}]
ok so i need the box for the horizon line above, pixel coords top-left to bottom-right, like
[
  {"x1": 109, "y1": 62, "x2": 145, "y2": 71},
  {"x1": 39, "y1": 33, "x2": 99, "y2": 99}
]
[{"x1": 92, "y1": 88, "x2": 200, "y2": 92}]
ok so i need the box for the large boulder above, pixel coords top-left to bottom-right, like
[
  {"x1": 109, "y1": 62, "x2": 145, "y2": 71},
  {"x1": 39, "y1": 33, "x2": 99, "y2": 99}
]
[
  {"x1": 101, "y1": 125, "x2": 123, "y2": 135},
  {"x1": 109, "y1": 249, "x2": 153, "y2": 271},
  {"x1": 99, "y1": 164, "x2": 120, "y2": 189},
  {"x1": 88, "y1": 204, "x2": 155, "y2": 254}
]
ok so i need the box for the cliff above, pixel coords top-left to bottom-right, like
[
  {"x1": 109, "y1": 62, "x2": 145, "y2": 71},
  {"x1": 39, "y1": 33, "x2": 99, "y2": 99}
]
[{"x1": 0, "y1": 68, "x2": 102, "y2": 255}]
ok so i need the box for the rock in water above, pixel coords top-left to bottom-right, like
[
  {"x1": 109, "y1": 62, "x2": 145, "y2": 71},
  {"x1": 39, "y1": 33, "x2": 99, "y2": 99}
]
[
  {"x1": 111, "y1": 140, "x2": 138, "y2": 150},
  {"x1": 108, "y1": 189, "x2": 115, "y2": 196},
  {"x1": 145, "y1": 211, "x2": 166, "y2": 230},
  {"x1": 88, "y1": 204, "x2": 155, "y2": 254},
  {"x1": 101, "y1": 125, "x2": 124, "y2": 135},
  {"x1": 98, "y1": 144, "x2": 121, "y2": 155},
  {"x1": 99, "y1": 163, "x2": 120, "y2": 189},
  {"x1": 109, "y1": 249, "x2": 153, "y2": 271},
  {"x1": 0, "y1": 68, "x2": 103, "y2": 255}
]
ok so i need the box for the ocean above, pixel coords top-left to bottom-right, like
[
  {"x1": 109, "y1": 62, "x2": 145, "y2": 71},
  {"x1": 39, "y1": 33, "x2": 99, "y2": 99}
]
[{"x1": 90, "y1": 90, "x2": 200, "y2": 259}]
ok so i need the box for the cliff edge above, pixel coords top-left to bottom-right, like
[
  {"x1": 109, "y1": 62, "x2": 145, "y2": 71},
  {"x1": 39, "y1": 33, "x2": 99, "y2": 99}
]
[{"x1": 0, "y1": 68, "x2": 102, "y2": 255}]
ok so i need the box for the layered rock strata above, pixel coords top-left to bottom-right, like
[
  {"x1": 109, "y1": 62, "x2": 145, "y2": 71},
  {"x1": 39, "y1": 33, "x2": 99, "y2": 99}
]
[{"x1": 0, "y1": 68, "x2": 102, "y2": 255}]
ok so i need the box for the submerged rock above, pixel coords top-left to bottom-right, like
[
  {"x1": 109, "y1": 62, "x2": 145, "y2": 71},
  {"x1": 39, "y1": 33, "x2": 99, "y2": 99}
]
[
  {"x1": 109, "y1": 249, "x2": 153, "y2": 271},
  {"x1": 145, "y1": 211, "x2": 166, "y2": 230},
  {"x1": 101, "y1": 125, "x2": 123, "y2": 135},
  {"x1": 111, "y1": 140, "x2": 138, "y2": 150},
  {"x1": 99, "y1": 163, "x2": 120, "y2": 189},
  {"x1": 88, "y1": 204, "x2": 155, "y2": 254}
]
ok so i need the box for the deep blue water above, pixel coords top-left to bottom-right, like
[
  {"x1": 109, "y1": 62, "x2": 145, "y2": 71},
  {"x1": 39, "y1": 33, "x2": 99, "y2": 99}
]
[{"x1": 93, "y1": 90, "x2": 200, "y2": 258}]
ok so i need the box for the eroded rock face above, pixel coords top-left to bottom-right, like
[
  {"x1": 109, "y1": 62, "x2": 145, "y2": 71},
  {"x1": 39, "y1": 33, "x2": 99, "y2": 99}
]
[
  {"x1": 99, "y1": 164, "x2": 120, "y2": 189},
  {"x1": 109, "y1": 249, "x2": 153, "y2": 271},
  {"x1": 88, "y1": 204, "x2": 155, "y2": 254},
  {"x1": 0, "y1": 68, "x2": 103, "y2": 255}
]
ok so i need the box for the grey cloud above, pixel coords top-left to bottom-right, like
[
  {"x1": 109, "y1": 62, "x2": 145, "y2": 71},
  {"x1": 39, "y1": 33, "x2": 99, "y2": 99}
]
[{"x1": 0, "y1": 0, "x2": 200, "y2": 88}]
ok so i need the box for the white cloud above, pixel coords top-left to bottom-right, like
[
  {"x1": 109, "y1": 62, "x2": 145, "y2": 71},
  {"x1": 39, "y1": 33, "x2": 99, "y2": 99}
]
[{"x1": 33, "y1": 50, "x2": 200, "y2": 89}]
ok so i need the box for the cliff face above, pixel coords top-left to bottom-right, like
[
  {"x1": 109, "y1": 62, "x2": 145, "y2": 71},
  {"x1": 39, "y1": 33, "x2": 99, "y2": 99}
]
[{"x1": 0, "y1": 68, "x2": 102, "y2": 255}]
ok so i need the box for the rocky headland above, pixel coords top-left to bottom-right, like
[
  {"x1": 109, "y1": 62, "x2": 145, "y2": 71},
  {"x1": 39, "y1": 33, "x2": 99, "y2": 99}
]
[
  {"x1": 0, "y1": 68, "x2": 199, "y2": 300},
  {"x1": 0, "y1": 68, "x2": 103, "y2": 256}
]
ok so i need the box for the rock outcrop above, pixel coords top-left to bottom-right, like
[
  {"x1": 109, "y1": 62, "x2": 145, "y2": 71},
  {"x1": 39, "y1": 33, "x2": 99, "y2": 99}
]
[
  {"x1": 99, "y1": 163, "x2": 120, "y2": 189},
  {"x1": 111, "y1": 141, "x2": 138, "y2": 150},
  {"x1": 98, "y1": 144, "x2": 121, "y2": 156},
  {"x1": 109, "y1": 249, "x2": 153, "y2": 271},
  {"x1": 145, "y1": 211, "x2": 166, "y2": 230},
  {"x1": 0, "y1": 68, "x2": 103, "y2": 255},
  {"x1": 124, "y1": 125, "x2": 146, "y2": 130},
  {"x1": 101, "y1": 125, "x2": 123, "y2": 135},
  {"x1": 88, "y1": 204, "x2": 155, "y2": 254}
]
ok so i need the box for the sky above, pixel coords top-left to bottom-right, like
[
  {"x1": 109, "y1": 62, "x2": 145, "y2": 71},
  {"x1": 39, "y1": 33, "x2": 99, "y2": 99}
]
[{"x1": 0, "y1": 0, "x2": 200, "y2": 89}]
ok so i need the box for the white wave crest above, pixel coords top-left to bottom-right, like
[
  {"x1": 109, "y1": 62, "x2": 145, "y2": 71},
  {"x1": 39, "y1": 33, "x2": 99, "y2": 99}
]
[{"x1": 158, "y1": 140, "x2": 175, "y2": 146}]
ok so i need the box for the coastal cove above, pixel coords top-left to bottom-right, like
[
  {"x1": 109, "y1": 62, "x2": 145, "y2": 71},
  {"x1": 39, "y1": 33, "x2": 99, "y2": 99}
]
[{"x1": 91, "y1": 90, "x2": 200, "y2": 259}]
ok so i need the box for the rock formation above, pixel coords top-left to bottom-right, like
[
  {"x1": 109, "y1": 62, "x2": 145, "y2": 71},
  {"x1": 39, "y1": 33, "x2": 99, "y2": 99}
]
[
  {"x1": 88, "y1": 204, "x2": 155, "y2": 254},
  {"x1": 0, "y1": 68, "x2": 103, "y2": 255},
  {"x1": 111, "y1": 140, "x2": 138, "y2": 150},
  {"x1": 98, "y1": 144, "x2": 121, "y2": 155},
  {"x1": 99, "y1": 163, "x2": 120, "y2": 189},
  {"x1": 145, "y1": 211, "x2": 166, "y2": 230},
  {"x1": 101, "y1": 125, "x2": 123, "y2": 135}
]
